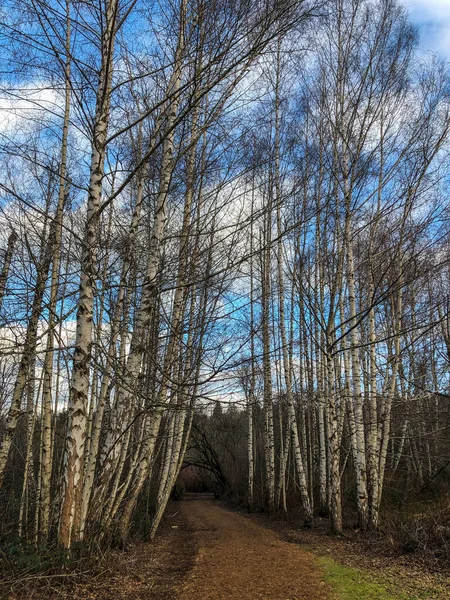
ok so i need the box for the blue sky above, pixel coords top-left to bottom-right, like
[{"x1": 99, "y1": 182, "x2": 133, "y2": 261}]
[{"x1": 404, "y1": 0, "x2": 450, "y2": 59}]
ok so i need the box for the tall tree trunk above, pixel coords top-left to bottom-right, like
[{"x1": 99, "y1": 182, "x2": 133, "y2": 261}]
[
  {"x1": 39, "y1": 0, "x2": 72, "y2": 542},
  {"x1": 58, "y1": 0, "x2": 118, "y2": 549}
]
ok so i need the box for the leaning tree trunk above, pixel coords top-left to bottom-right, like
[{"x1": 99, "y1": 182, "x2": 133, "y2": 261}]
[
  {"x1": 58, "y1": 0, "x2": 118, "y2": 550},
  {"x1": 0, "y1": 229, "x2": 17, "y2": 317},
  {"x1": 39, "y1": 0, "x2": 71, "y2": 542},
  {"x1": 148, "y1": 93, "x2": 203, "y2": 538},
  {"x1": 114, "y1": 7, "x2": 187, "y2": 541},
  {"x1": 0, "y1": 203, "x2": 59, "y2": 488}
]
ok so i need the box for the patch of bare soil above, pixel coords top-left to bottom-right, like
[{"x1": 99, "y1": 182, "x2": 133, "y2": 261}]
[
  {"x1": 177, "y1": 496, "x2": 331, "y2": 600},
  {"x1": 247, "y1": 510, "x2": 450, "y2": 599}
]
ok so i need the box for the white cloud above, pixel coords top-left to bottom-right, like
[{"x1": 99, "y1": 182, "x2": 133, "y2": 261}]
[
  {"x1": 0, "y1": 83, "x2": 63, "y2": 135},
  {"x1": 405, "y1": 0, "x2": 450, "y2": 11},
  {"x1": 403, "y1": 0, "x2": 450, "y2": 58}
]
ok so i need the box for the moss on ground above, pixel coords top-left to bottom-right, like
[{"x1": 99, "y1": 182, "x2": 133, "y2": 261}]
[{"x1": 318, "y1": 556, "x2": 440, "y2": 600}]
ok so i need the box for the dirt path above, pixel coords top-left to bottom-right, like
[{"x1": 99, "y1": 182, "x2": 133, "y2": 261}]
[
  {"x1": 177, "y1": 496, "x2": 330, "y2": 600},
  {"x1": 6, "y1": 497, "x2": 448, "y2": 600}
]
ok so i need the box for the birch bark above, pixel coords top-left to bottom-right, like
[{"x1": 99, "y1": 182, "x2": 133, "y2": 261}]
[{"x1": 58, "y1": 0, "x2": 118, "y2": 549}]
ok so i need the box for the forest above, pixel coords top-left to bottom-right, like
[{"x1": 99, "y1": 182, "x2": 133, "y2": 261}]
[{"x1": 0, "y1": 0, "x2": 450, "y2": 596}]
